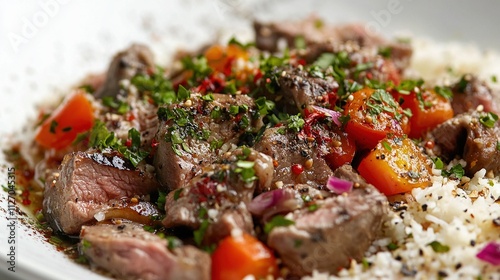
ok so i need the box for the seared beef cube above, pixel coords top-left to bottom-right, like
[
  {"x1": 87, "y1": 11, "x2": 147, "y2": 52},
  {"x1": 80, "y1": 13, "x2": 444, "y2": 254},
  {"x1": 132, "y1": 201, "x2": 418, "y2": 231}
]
[
  {"x1": 154, "y1": 93, "x2": 262, "y2": 190},
  {"x1": 429, "y1": 110, "x2": 500, "y2": 176},
  {"x1": 254, "y1": 127, "x2": 336, "y2": 190},
  {"x1": 267, "y1": 183, "x2": 388, "y2": 276},
  {"x1": 162, "y1": 148, "x2": 272, "y2": 244},
  {"x1": 91, "y1": 44, "x2": 158, "y2": 148},
  {"x1": 254, "y1": 16, "x2": 383, "y2": 52},
  {"x1": 43, "y1": 149, "x2": 160, "y2": 235},
  {"x1": 95, "y1": 44, "x2": 155, "y2": 99},
  {"x1": 451, "y1": 74, "x2": 500, "y2": 115},
  {"x1": 80, "y1": 223, "x2": 210, "y2": 280},
  {"x1": 261, "y1": 65, "x2": 339, "y2": 115},
  {"x1": 254, "y1": 17, "x2": 411, "y2": 72}
]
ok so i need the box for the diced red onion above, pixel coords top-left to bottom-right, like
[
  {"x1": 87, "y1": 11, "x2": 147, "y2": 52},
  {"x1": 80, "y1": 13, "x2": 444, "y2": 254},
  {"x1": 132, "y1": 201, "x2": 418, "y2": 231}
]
[
  {"x1": 326, "y1": 176, "x2": 353, "y2": 194},
  {"x1": 311, "y1": 105, "x2": 342, "y2": 126},
  {"x1": 248, "y1": 189, "x2": 301, "y2": 220},
  {"x1": 476, "y1": 242, "x2": 500, "y2": 266}
]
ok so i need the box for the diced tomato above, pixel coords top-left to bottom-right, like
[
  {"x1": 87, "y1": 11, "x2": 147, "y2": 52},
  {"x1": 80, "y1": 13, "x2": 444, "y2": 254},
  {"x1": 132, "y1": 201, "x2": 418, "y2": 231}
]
[
  {"x1": 357, "y1": 136, "x2": 432, "y2": 196},
  {"x1": 35, "y1": 90, "x2": 94, "y2": 150},
  {"x1": 211, "y1": 233, "x2": 278, "y2": 280},
  {"x1": 344, "y1": 88, "x2": 410, "y2": 150},
  {"x1": 392, "y1": 88, "x2": 453, "y2": 138}
]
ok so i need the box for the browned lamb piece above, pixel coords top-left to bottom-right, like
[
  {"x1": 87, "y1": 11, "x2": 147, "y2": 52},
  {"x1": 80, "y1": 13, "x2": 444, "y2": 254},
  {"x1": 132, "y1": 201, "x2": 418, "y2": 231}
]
[
  {"x1": 428, "y1": 110, "x2": 500, "y2": 176},
  {"x1": 450, "y1": 74, "x2": 500, "y2": 115},
  {"x1": 266, "y1": 165, "x2": 388, "y2": 276},
  {"x1": 254, "y1": 126, "x2": 340, "y2": 191},
  {"x1": 154, "y1": 93, "x2": 263, "y2": 190},
  {"x1": 162, "y1": 148, "x2": 273, "y2": 245},
  {"x1": 94, "y1": 44, "x2": 155, "y2": 99},
  {"x1": 254, "y1": 16, "x2": 412, "y2": 71},
  {"x1": 43, "y1": 149, "x2": 161, "y2": 235},
  {"x1": 79, "y1": 223, "x2": 210, "y2": 280}
]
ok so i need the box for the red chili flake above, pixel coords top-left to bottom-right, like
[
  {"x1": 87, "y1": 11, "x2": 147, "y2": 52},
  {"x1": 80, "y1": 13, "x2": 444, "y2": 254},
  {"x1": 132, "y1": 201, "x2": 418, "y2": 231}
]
[
  {"x1": 22, "y1": 199, "x2": 31, "y2": 206},
  {"x1": 146, "y1": 67, "x2": 155, "y2": 76},
  {"x1": 253, "y1": 70, "x2": 263, "y2": 83},
  {"x1": 291, "y1": 164, "x2": 304, "y2": 175},
  {"x1": 151, "y1": 139, "x2": 159, "y2": 148},
  {"x1": 266, "y1": 78, "x2": 271, "y2": 83},
  {"x1": 21, "y1": 190, "x2": 30, "y2": 198},
  {"x1": 297, "y1": 59, "x2": 306, "y2": 66},
  {"x1": 127, "y1": 113, "x2": 136, "y2": 121},
  {"x1": 366, "y1": 72, "x2": 373, "y2": 79},
  {"x1": 125, "y1": 138, "x2": 132, "y2": 147}
]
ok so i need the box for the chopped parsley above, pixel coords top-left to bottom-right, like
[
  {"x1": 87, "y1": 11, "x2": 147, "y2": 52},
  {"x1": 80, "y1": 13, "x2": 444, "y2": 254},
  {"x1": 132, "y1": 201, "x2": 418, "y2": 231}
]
[
  {"x1": 378, "y1": 46, "x2": 392, "y2": 58},
  {"x1": 397, "y1": 79, "x2": 424, "y2": 95},
  {"x1": 428, "y1": 241, "x2": 450, "y2": 253},
  {"x1": 432, "y1": 157, "x2": 444, "y2": 170},
  {"x1": 88, "y1": 120, "x2": 149, "y2": 167},
  {"x1": 131, "y1": 66, "x2": 176, "y2": 105},
  {"x1": 156, "y1": 190, "x2": 167, "y2": 209},
  {"x1": 442, "y1": 164, "x2": 465, "y2": 179},
  {"x1": 102, "y1": 96, "x2": 129, "y2": 114},
  {"x1": 381, "y1": 141, "x2": 392, "y2": 151},
  {"x1": 287, "y1": 114, "x2": 305, "y2": 132},
  {"x1": 479, "y1": 112, "x2": 499, "y2": 128},
  {"x1": 264, "y1": 215, "x2": 295, "y2": 234},
  {"x1": 366, "y1": 89, "x2": 409, "y2": 121},
  {"x1": 434, "y1": 86, "x2": 453, "y2": 99},
  {"x1": 234, "y1": 160, "x2": 257, "y2": 183},
  {"x1": 227, "y1": 37, "x2": 255, "y2": 50}
]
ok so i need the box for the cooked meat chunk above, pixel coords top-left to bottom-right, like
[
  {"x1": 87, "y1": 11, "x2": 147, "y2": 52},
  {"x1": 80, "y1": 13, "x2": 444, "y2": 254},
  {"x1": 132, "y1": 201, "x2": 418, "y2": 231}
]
[
  {"x1": 260, "y1": 65, "x2": 339, "y2": 115},
  {"x1": 451, "y1": 74, "x2": 500, "y2": 115},
  {"x1": 154, "y1": 93, "x2": 262, "y2": 190},
  {"x1": 43, "y1": 149, "x2": 160, "y2": 235},
  {"x1": 80, "y1": 223, "x2": 210, "y2": 280},
  {"x1": 95, "y1": 44, "x2": 155, "y2": 98},
  {"x1": 254, "y1": 16, "x2": 411, "y2": 71},
  {"x1": 428, "y1": 111, "x2": 500, "y2": 175},
  {"x1": 254, "y1": 127, "x2": 336, "y2": 190},
  {"x1": 254, "y1": 16, "x2": 384, "y2": 52},
  {"x1": 267, "y1": 173, "x2": 388, "y2": 276},
  {"x1": 162, "y1": 148, "x2": 271, "y2": 244}
]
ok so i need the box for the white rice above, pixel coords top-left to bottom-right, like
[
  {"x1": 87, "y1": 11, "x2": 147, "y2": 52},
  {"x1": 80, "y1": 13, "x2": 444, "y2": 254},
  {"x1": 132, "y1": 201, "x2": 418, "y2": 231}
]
[{"x1": 304, "y1": 39, "x2": 500, "y2": 280}]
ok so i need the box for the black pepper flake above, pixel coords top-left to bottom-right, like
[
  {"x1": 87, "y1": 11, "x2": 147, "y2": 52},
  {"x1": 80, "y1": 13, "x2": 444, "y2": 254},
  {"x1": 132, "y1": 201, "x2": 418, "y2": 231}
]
[
  {"x1": 117, "y1": 224, "x2": 126, "y2": 230},
  {"x1": 438, "y1": 195, "x2": 443, "y2": 200},
  {"x1": 422, "y1": 204, "x2": 428, "y2": 211},
  {"x1": 470, "y1": 240, "x2": 476, "y2": 247},
  {"x1": 455, "y1": 263, "x2": 462, "y2": 270},
  {"x1": 438, "y1": 270, "x2": 448, "y2": 277},
  {"x1": 419, "y1": 249, "x2": 423, "y2": 256},
  {"x1": 400, "y1": 264, "x2": 417, "y2": 277},
  {"x1": 392, "y1": 201, "x2": 408, "y2": 211}
]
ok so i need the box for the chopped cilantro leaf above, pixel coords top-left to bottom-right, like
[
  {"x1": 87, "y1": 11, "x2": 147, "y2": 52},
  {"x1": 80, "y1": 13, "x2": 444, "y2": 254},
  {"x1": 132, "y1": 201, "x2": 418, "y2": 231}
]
[
  {"x1": 479, "y1": 112, "x2": 499, "y2": 128},
  {"x1": 428, "y1": 241, "x2": 450, "y2": 253},
  {"x1": 264, "y1": 215, "x2": 295, "y2": 234},
  {"x1": 287, "y1": 114, "x2": 305, "y2": 132},
  {"x1": 442, "y1": 164, "x2": 465, "y2": 179},
  {"x1": 434, "y1": 86, "x2": 453, "y2": 99}
]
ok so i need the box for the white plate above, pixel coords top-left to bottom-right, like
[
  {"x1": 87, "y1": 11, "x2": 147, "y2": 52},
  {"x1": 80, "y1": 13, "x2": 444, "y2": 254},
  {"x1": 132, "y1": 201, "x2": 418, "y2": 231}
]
[{"x1": 1, "y1": 1, "x2": 500, "y2": 279}]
